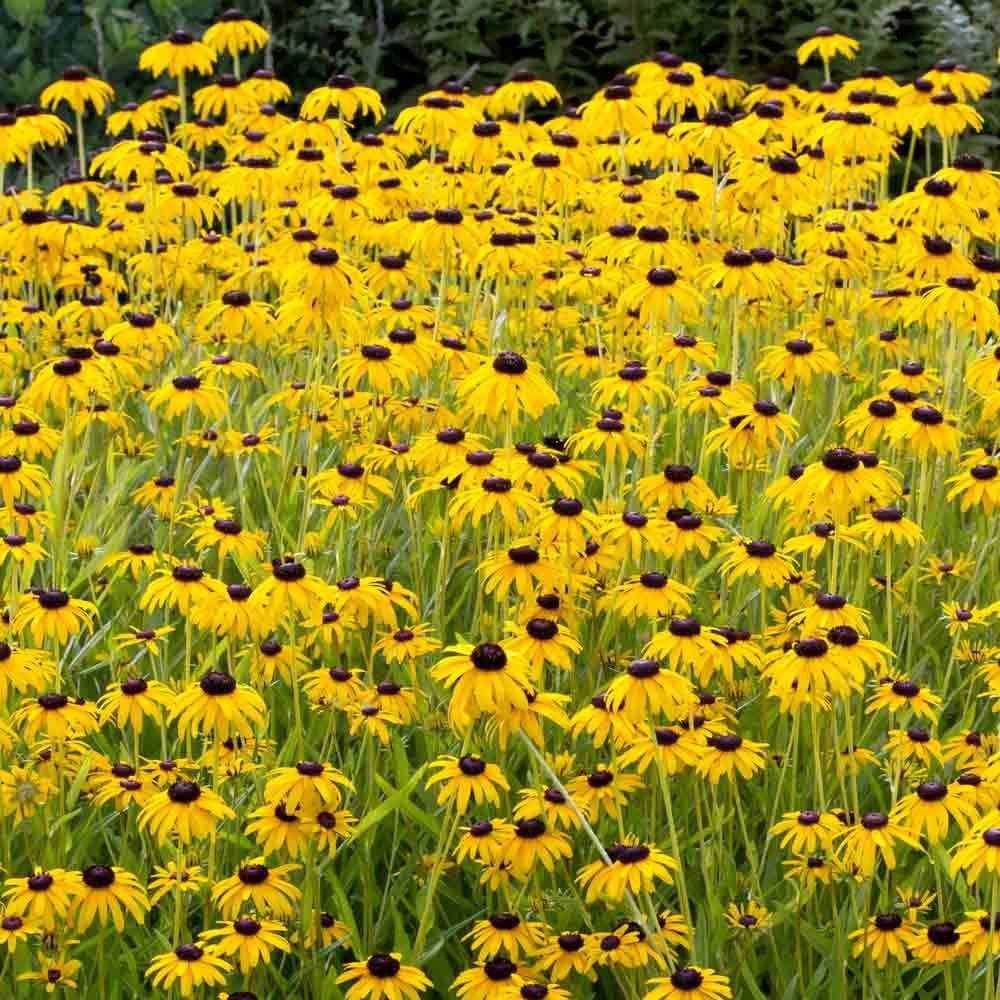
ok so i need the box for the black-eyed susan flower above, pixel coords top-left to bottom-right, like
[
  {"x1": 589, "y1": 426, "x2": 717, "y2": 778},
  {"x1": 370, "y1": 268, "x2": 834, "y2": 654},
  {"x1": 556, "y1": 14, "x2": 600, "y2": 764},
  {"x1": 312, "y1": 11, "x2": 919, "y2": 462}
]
[
  {"x1": 9, "y1": 588, "x2": 96, "y2": 645},
  {"x1": 695, "y1": 733, "x2": 768, "y2": 784},
  {"x1": 451, "y1": 958, "x2": 524, "y2": 1000},
  {"x1": 848, "y1": 913, "x2": 914, "y2": 967},
  {"x1": 138, "y1": 779, "x2": 236, "y2": 844},
  {"x1": 11, "y1": 693, "x2": 99, "y2": 742},
  {"x1": 141, "y1": 564, "x2": 221, "y2": 614},
  {"x1": 17, "y1": 950, "x2": 83, "y2": 993},
  {"x1": 455, "y1": 818, "x2": 515, "y2": 865},
  {"x1": 211, "y1": 859, "x2": 301, "y2": 919},
  {"x1": 906, "y1": 921, "x2": 967, "y2": 962},
  {"x1": 956, "y1": 910, "x2": 1000, "y2": 963},
  {"x1": 839, "y1": 811, "x2": 921, "y2": 876},
  {"x1": 147, "y1": 374, "x2": 228, "y2": 421},
  {"x1": 724, "y1": 900, "x2": 773, "y2": 934},
  {"x1": 264, "y1": 761, "x2": 353, "y2": 813},
  {"x1": 720, "y1": 539, "x2": 795, "y2": 589},
  {"x1": 600, "y1": 572, "x2": 693, "y2": 623},
  {"x1": 2, "y1": 869, "x2": 75, "y2": 931},
  {"x1": 458, "y1": 352, "x2": 559, "y2": 424},
  {"x1": 148, "y1": 862, "x2": 206, "y2": 906},
  {"x1": 337, "y1": 953, "x2": 431, "y2": 1000},
  {"x1": 168, "y1": 670, "x2": 266, "y2": 741},
  {"x1": 199, "y1": 915, "x2": 290, "y2": 973},
  {"x1": 431, "y1": 642, "x2": 532, "y2": 728},
  {"x1": 464, "y1": 913, "x2": 545, "y2": 960},
  {"x1": 72, "y1": 864, "x2": 149, "y2": 932},
  {"x1": 769, "y1": 809, "x2": 841, "y2": 856},
  {"x1": 897, "y1": 779, "x2": 978, "y2": 843},
  {"x1": 501, "y1": 818, "x2": 573, "y2": 879},
  {"x1": 0, "y1": 641, "x2": 53, "y2": 702},
  {"x1": 203, "y1": 9, "x2": 269, "y2": 58},
  {"x1": 643, "y1": 965, "x2": 732, "y2": 1000},
  {"x1": 144, "y1": 943, "x2": 231, "y2": 997},
  {"x1": 426, "y1": 755, "x2": 509, "y2": 813},
  {"x1": 139, "y1": 30, "x2": 217, "y2": 78},
  {"x1": 866, "y1": 677, "x2": 941, "y2": 722},
  {"x1": 96, "y1": 676, "x2": 173, "y2": 729},
  {"x1": 577, "y1": 837, "x2": 678, "y2": 902},
  {"x1": 530, "y1": 931, "x2": 598, "y2": 982}
]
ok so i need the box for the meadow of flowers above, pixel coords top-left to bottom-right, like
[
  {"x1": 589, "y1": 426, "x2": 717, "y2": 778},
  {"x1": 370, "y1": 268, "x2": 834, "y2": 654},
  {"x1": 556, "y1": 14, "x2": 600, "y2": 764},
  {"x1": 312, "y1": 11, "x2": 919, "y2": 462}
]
[{"x1": 1, "y1": 9, "x2": 1000, "y2": 999}]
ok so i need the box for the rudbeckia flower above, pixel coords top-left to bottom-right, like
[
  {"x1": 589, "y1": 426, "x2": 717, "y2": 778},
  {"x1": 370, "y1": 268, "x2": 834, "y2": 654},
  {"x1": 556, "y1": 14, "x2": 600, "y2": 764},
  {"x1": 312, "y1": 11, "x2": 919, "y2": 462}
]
[
  {"x1": 426, "y1": 754, "x2": 510, "y2": 813},
  {"x1": 336, "y1": 953, "x2": 431, "y2": 1000},
  {"x1": 168, "y1": 670, "x2": 267, "y2": 741},
  {"x1": 145, "y1": 943, "x2": 231, "y2": 997},
  {"x1": 138, "y1": 779, "x2": 236, "y2": 844},
  {"x1": 203, "y1": 9, "x2": 270, "y2": 58},
  {"x1": 40, "y1": 65, "x2": 115, "y2": 115},
  {"x1": 139, "y1": 30, "x2": 217, "y2": 79}
]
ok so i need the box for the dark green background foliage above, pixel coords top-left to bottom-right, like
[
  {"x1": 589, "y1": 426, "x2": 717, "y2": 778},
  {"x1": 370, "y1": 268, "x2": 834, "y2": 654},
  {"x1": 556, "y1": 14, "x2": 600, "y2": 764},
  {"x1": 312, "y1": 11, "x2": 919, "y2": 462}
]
[{"x1": 2, "y1": 0, "x2": 997, "y2": 128}]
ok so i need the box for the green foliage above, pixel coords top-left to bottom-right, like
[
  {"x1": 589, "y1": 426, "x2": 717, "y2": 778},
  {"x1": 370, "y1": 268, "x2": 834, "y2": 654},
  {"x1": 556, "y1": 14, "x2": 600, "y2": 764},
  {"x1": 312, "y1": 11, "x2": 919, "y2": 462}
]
[{"x1": 1, "y1": 0, "x2": 997, "y2": 128}]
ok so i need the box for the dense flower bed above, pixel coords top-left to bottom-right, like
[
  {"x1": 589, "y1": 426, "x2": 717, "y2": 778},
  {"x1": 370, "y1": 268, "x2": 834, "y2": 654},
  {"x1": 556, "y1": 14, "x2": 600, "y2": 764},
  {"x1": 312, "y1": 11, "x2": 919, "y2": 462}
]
[{"x1": 0, "y1": 11, "x2": 999, "y2": 999}]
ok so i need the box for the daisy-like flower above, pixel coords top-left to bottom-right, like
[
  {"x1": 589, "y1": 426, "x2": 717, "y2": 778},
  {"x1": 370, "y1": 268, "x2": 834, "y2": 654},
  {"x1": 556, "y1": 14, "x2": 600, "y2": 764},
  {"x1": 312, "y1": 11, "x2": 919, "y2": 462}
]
[
  {"x1": 140, "y1": 565, "x2": 222, "y2": 614},
  {"x1": 1, "y1": 869, "x2": 76, "y2": 930},
  {"x1": 138, "y1": 779, "x2": 236, "y2": 844},
  {"x1": 0, "y1": 642, "x2": 53, "y2": 702},
  {"x1": 203, "y1": 9, "x2": 270, "y2": 57},
  {"x1": 463, "y1": 913, "x2": 546, "y2": 960},
  {"x1": 956, "y1": 910, "x2": 1000, "y2": 963},
  {"x1": 458, "y1": 352, "x2": 559, "y2": 424},
  {"x1": 337, "y1": 953, "x2": 431, "y2": 1000},
  {"x1": 530, "y1": 931, "x2": 599, "y2": 982},
  {"x1": 426, "y1": 755, "x2": 510, "y2": 813},
  {"x1": 643, "y1": 966, "x2": 733, "y2": 1000},
  {"x1": 9, "y1": 588, "x2": 96, "y2": 645},
  {"x1": 797, "y1": 27, "x2": 859, "y2": 67},
  {"x1": 769, "y1": 809, "x2": 842, "y2": 856},
  {"x1": 148, "y1": 862, "x2": 207, "y2": 905},
  {"x1": 264, "y1": 761, "x2": 353, "y2": 813},
  {"x1": 147, "y1": 374, "x2": 228, "y2": 421},
  {"x1": 373, "y1": 623, "x2": 441, "y2": 664},
  {"x1": 720, "y1": 539, "x2": 796, "y2": 589},
  {"x1": 72, "y1": 864, "x2": 149, "y2": 932},
  {"x1": 576, "y1": 836, "x2": 678, "y2": 902},
  {"x1": 168, "y1": 670, "x2": 267, "y2": 741},
  {"x1": 11, "y1": 693, "x2": 99, "y2": 742},
  {"x1": 725, "y1": 901, "x2": 774, "y2": 934},
  {"x1": 906, "y1": 921, "x2": 968, "y2": 963},
  {"x1": 849, "y1": 913, "x2": 915, "y2": 968},
  {"x1": 40, "y1": 65, "x2": 115, "y2": 114},
  {"x1": 145, "y1": 943, "x2": 232, "y2": 997},
  {"x1": 211, "y1": 859, "x2": 302, "y2": 919},
  {"x1": 431, "y1": 642, "x2": 533, "y2": 728},
  {"x1": 302, "y1": 73, "x2": 385, "y2": 123},
  {"x1": 455, "y1": 818, "x2": 515, "y2": 865},
  {"x1": 198, "y1": 915, "x2": 291, "y2": 973},
  {"x1": 866, "y1": 678, "x2": 942, "y2": 722},
  {"x1": 0, "y1": 909, "x2": 37, "y2": 952},
  {"x1": 451, "y1": 958, "x2": 524, "y2": 1000},
  {"x1": 96, "y1": 675, "x2": 174, "y2": 729},
  {"x1": 502, "y1": 818, "x2": 573, "y2": 878},
  {"x1": 695, "y1": 734, "x2": 768, "y2": 784},
  {"x1": 139, "y1": 30, "x2": 217, "y2": 78},
  {"x1": 605, "y1": 656, "x2": 693, "y2": 723},
  {"x1": 600, "y1": 572, "x2": 693, "y2": 623},
  {"x1": 839, "y1": 811, "x2": 921, "y2": 876},
  {"x1": 896, "y1": 780, "x2": 979, "y2": 843},
  {"x1": 17, "y1": 950, "x2": 83, "y2": 993}
]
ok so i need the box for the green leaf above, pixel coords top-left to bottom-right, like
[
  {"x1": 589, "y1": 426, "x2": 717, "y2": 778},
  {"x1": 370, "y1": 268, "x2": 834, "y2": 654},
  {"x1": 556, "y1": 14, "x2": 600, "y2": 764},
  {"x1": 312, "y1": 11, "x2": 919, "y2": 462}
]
[
  {"x1": 3, "y1": 0, "x2": 45, "y2": 27},
  {"x1": 344, "y1": 764, "x2": 430, "y2": 843}
]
